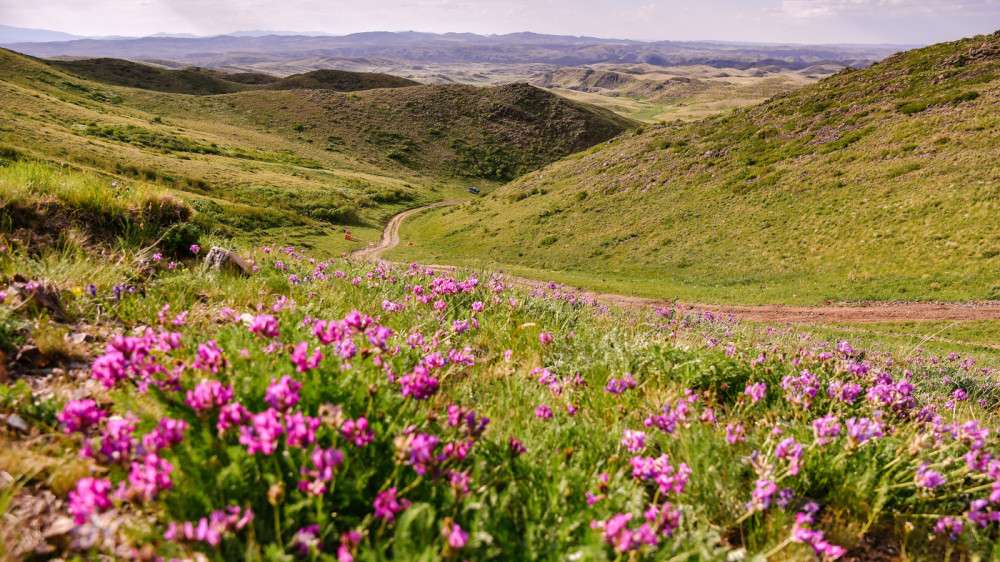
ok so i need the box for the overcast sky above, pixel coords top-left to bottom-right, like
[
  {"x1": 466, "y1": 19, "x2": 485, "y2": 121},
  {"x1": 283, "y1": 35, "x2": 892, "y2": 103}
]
[{"x1": 2, "y1": 0, "x2": 998, "y2": 45}]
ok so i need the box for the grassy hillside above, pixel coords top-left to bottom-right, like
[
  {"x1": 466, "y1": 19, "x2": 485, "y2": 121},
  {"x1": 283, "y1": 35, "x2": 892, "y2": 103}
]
[
  {"x1": 529, "y1": 64, "x2": 823, "y2": 122},
  {"x1": 48, "y1": 58, "x2": 269, "y2": 94},
  {"x1": 4, "y1": 197, "x2": 1000, "y2": 559},
  {"x1": 391, "y1": 32, "x2": 1000, "y2": 305},
  {"x1": 265, "y1": 69, "x2": 419, "y2": 91},
  {"x1": 47, "y1": 58, "x2": 418, "y2": 95},
  {"x1": 0, "y1": 48, "x2": 633, "y2": 255}
]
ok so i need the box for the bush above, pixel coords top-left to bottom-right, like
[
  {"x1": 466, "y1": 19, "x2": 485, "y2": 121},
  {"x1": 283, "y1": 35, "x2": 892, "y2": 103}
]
[{"x1": 159, "y1": 222, "x2": 201, "y2": 256}]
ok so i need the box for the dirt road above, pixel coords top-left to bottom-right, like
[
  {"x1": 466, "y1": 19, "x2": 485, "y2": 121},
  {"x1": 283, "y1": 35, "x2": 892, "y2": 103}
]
[
  {"x1": 354, "y1": 203, "x2": 1000, "y2": 324},
  {"x1": 350, "y1": 201, "x2": 461, "y2": 261}
]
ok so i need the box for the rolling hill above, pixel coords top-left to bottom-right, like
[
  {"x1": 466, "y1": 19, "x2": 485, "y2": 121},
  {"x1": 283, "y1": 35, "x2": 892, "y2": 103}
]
[
  {"x1": 0, "y1": 47, "x2": 634, "y2": 253},
  {"x1": 527, "y1": 64, "x2": 824, "y2": 122},
  {"x1": 389, "y1": 31, "x2": 1000, "y2": 305},
  {"x1": 46, "y1": 57, "x2": 419, "y2": 95}
]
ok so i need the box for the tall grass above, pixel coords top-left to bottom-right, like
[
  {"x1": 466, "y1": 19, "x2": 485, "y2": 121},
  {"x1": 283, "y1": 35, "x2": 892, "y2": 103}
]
[{"x1": 0, "y1": 160, "x2": 191, "y2": 246}]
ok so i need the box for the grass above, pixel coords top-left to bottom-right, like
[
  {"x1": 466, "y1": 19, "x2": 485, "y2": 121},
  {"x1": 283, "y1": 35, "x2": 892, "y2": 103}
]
[
  {"x1": 4, "y1": 224, "x2": 1000, "y2": 559},
  {"x1": 390, "y1": 32, "x2": 1000, "y2": 306},
  {"x1": 47, "y1": 58, "x2": 419, "y2": 96},
  {"x1": 0, "y1": 159, "x2": 191, "y2": 248},
  {"x1": 533, "y1": 64, "x2": 821, "y2": 123},
  {"x1": 0, "y1": 47, "x2": 633, "y2": 252}
]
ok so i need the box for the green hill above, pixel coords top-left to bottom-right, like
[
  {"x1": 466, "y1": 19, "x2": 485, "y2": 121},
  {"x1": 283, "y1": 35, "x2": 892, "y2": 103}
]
[
  {"x1": 0, "y1": 48, "x2": 634, "y2": 253},
  {"x1": 46, "y1": 57, "x2": 419, "y2": 95},
  {"x1": 47, "y1": 58, "x2": 274, "y2": 94},
  {"x1": 265, "y1": 68, "x2": 420, "y2": 91},
  {"x1": 390, "y1": 32, "x2": 1000, "y2": 305}
]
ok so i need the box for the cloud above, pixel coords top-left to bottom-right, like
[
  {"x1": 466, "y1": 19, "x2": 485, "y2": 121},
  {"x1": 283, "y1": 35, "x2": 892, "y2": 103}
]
[{"x1": 781, "y1": 0, "x2": 986, "y2": 18}]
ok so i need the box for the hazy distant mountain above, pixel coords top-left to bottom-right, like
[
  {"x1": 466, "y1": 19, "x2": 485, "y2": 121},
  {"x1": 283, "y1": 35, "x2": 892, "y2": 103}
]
[
  {"x1": 1, "y1": 31, "x2": 908, "y2": 71},
  {"x1": 147, "y1": 32, "x2": 204, "y2": 39},
  {"x1": 0, "y1": 24, "x2": 82, "y2": 43},
  {"x1": 224, "y1": 30, "x2": 335, "y2": 37}
]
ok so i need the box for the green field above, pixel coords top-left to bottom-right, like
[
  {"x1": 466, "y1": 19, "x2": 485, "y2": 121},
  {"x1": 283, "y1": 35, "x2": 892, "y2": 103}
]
[{"x1": 389, "y1": 33, "x2": 1000, "y2": 306}]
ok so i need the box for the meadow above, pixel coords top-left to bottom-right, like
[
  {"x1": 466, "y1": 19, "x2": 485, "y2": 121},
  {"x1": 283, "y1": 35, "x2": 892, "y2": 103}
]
[
  {"x1": 3, "y1": 164, "x2": 1000, "y2": 560},
  {"x1": 389, "y1": 33, "x2": 1000, "y2": 306}
]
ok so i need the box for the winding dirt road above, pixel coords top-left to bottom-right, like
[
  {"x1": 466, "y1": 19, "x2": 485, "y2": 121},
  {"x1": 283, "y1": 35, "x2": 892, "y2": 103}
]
[
  {"x1": 353, "y1": 203, "x2": 1000, "y2": 324},
  {"x1": 351, "y1": 201, "x2": 461, "y2": 261}
]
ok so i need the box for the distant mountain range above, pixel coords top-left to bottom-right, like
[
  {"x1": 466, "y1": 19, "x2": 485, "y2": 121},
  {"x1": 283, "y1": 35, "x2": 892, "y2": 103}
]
[
  {"x1": 1, "y1": 27, "x2": 911, "y2": 72},
  {"x1": 0, "y1": 24, "x2": 336, "y2": 44}
]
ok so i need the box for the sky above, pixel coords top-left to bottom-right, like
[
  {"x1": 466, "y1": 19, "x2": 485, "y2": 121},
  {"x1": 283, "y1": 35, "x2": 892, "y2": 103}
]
[{"x1": 2, "y1": 0, "x2": 998, "y2": 45}]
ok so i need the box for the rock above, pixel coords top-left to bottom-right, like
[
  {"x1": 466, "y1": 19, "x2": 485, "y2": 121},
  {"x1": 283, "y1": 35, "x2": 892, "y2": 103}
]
[
  {"x1": 5, "y1": 414, "x2": 28, "y2": 433},
  {"x1": 43, "y1": 516, "x2": 75, "y2": 538},
  {"x1": 203, "y1": 247, "x2": 253, "y2": 276},
  {"x1": 14, "y1": 346, "x2": 47, "y2": 369}
]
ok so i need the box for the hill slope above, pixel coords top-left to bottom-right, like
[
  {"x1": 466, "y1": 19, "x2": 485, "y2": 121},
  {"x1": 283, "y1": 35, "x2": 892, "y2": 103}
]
[
  {"x1": 390, "y1": 32, "x2": 1000, "y2": 305},
  {"x1": 265, "y1": 68, "x2": 419, "y2": 91},
  {"x1": 47, "y1": 57, "x2": 419, "y2": 95},
  {"x1": 0, "y1": 48, "x2": 634, "y2": 254}
]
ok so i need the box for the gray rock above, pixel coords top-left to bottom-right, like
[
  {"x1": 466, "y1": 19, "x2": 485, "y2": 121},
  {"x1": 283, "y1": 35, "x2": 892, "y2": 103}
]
[
  {"x1": 203, "y1": 247, "x2": 253, "y2": 276},
  {"x1": 5, "y1": 414, "x2": 28, "y2": 433}
]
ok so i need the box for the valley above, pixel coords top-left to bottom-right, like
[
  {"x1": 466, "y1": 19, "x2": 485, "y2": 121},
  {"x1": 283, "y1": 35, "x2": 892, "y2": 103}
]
[{"x1": 4, "y1": 22, "x2": 1000, "y2": 562}]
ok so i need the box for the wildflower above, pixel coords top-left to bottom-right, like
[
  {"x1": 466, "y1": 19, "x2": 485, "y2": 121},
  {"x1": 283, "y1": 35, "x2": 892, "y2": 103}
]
[
  {"x1": 789, "y1": 505, "x2": 845, "y2": 558},
  {"x1": 776, "y1": 487, "x2": 795, "y2": 509},
  {"x1": 934, "y1": 516, "x2": 964, "y2": 540},
  {"x1": 509, "y1": 436, "x2": 527, "y2": 457},
  {"x1": 811, "y1": 415, "x2": 841, "y2": 447},
  {"x1": 286, "y1": 412, "x2": 320, "y2": 448},
  {"x1": 217, "y1": 401, "x2": 250, "y2": 435},
  {"x1": 186, "y1": 380, "x2": 234, "y2": 411},
  {"x1": 68, "y1": 478, "x2": 113, "y2": 524},
  {"x1": 192, "y1": 341, "x2": 227, "y2": 374},
  {"x1": 373, "y1": 488, "x2": 411, "y2": 521},
  {"x1": 621, "y1": 429, "x2": 647, "y2": 452},
  {"x1": 84, "y1": 413, "x2": 138, "y2": 464},
  {"x1": 775, "y1": 437, "x2": 803, "y2": 475},
  {"x1": 845, "y1": 417, "x2": 884, "y2": 447},
  {"x1": 342, "y1": 417, "x2": 375, "y2": 448},
  {"x1": 141, "y1": 418, "x2": 188, "y2": 453},
  {"x1": 264, "y1": 375, "x2": 302, "y2": 411},
  {"x1": 151, "y1": 253, "x2": 162, "y2": 262},
  {"x1": 290, "y1": 342, "x2": 323, "y2": 372},
  {"x1": 535, "y1": 405, "x2": 553, "y2": 419},
  {"x1": 644, "y1": 502, "x2": 681, "y2": 537},
  {"x1": 916, "y1": 463, "x2": 946, "y2": 490},
  {"x1": 248, "y1": 314, "x2": 280, "y2": 338},
  {"x1": 401, "y1": 431, "x2": 440, "y2": 475},
  {"x1": 292, "y1": 525, "x2": 323, "y2": 556},
  {"x1": 58, "y1": 399, "x2": 106, "y2": 433},
  {"x1": 338, "y1": 530, "x2": 362, "y2": 562},
  {"x1": 443, "y1": 521, "x2": 469, "y2": 549},
  {"x1": 399, "y1": 366, "x2": 439, "y2": 400},
  {"x1": 606, "y1": 373, "x2": 638, "y2": 394},
  {"x1": 725, "y1": 424, "x2": 745, "y2": 444},
  {"x1": 539, "y1": 332, "x2": 554, "y2": 346},
  {"x1": 190, "y1": 244, "x2": 200, "y2": 253},
  {"x1": 630, "y1": 454, "x2": 692, "y2": 495},
  {"x1": 746, "y1": 479, "x2": 777, "y2": 512},
  {"x1": 298, "y1": 446, "x2": 344, "y2": 495},
  {"x1": 165, "y1": 506, "x2": 254, "y2": 546},
  {"x1": 124, "y1": 452, "x2": 174, "y2": 502},
  {"x1": 745, "y1": 382, "x2": 767, "y2": 403},
  {"x1": 239, "y1": 409, "x2": 285, "y2": 455}
]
